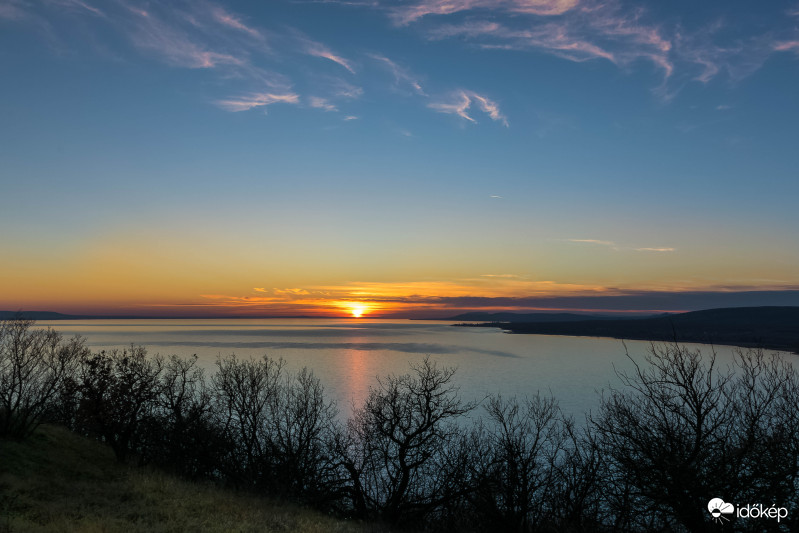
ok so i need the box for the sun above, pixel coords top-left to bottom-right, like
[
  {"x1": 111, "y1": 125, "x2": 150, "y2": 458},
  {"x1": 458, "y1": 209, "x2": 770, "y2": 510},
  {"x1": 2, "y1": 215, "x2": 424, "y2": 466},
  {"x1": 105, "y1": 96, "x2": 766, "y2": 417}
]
[{"x1": 350, "y1": 306, "x2": 366, "y2": 318}]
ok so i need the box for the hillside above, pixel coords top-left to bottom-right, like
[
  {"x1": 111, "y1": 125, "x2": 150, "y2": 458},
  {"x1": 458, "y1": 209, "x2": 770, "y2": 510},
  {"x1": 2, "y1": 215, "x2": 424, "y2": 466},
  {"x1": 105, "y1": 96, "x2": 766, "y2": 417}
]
[
  {"x1": 0, "y1": 425, "x2": 379, "y2": 533},
  {"x1": 441, "y1": 311, "x2": 620, "y2": 322},
  {"x1": 475, "y1": 306, "x2": 799, "y2": 353}
]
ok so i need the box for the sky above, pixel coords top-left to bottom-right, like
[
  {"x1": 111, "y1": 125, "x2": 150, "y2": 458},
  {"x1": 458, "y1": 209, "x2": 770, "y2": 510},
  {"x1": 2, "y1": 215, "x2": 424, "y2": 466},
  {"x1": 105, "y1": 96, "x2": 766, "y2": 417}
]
[{"x1": 1, "y1": 0, "x2": 799, "y2": 318}]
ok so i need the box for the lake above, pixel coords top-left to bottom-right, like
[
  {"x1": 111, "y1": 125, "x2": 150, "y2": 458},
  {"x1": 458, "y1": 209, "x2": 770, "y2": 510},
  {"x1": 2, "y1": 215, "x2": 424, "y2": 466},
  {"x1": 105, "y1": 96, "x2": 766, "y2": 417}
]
[{"x1": 37, "y1": 318, "x2": 763, "y2": 419}]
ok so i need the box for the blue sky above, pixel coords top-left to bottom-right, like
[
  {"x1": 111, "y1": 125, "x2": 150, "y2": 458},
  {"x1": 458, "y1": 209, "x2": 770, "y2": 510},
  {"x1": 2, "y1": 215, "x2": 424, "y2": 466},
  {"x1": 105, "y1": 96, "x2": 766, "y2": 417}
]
[{"x1": 1, "y1": 0, "x2": 798, "y2": 316}]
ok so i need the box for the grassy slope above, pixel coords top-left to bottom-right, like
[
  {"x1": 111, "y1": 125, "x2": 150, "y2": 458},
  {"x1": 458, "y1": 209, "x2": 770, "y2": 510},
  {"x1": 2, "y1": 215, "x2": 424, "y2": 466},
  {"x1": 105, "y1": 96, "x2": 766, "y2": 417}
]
[{"x1": 0, "y1": 425, "x2": 375, "y2": 533}]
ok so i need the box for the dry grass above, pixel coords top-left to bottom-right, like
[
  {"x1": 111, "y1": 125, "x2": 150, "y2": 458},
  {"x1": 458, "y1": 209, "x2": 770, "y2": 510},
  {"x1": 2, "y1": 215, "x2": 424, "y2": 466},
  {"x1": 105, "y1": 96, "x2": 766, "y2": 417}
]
[{"x1": 0, "y1": 426, "x2": 382, "y2": 533}]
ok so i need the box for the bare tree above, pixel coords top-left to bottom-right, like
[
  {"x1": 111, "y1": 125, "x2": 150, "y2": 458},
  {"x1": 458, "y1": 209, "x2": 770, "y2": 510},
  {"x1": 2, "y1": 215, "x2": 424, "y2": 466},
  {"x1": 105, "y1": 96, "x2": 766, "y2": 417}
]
[
  {"x1": 0, "y1": 318, "x2": 86, "y2": 439},
  {"x1": 340, "y1": 356, "x2": 475, "y2": 525},
  {"x1": 75, "y1": 346, "x2": 163, "y2": 461},
  {"x1": 549, "y1": 419, "x2": 607, "y2": 533},
  {"x1": 211, "y1": 353, "x2": 285, "y2": 489},
  {"x1": 592, "y1": 343, "x2": 799, "y2": 532},
  {"x1": 148, "y1": 354, "x2": 219, "y2": 478},
  {"x1": 468, "y1": 394, "x2": 567, "y2": 532},
  {"x1": 270, "y1": 366, "x2": 340, "y2": 502}
]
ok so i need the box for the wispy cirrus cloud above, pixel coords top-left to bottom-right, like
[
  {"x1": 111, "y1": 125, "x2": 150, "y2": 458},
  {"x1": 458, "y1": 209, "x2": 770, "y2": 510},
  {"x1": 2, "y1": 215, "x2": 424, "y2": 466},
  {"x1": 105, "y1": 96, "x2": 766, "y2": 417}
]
[
  {"x1": 297, "y1": 33, "x2": 356, "y2": 73},
  {"x1": 635, "y1": 247, "x2": 675, "y2": 253},
  {"x1": 309, "y1": 96, "x2": 337, "y2": 111},
  {"x1": 327, "y1": 77, "x2": 363, "y2": 99},
  {"x1": 369, "y1": 53, "x2": 426, "y2": 94},
  {"x1": 348, "y1": 0, "x2": 799, "y2": 96},
  {"x1": 128, "y1": 21, "x2": 244, "y2": 69},
  {"x1": 429, "y1": 89, "x2": 508, "y2": 125},
  {"x1": 567, "y1": 238, "x2": 616, "y2": 246},
  {"x1": 390, "y1": 0, "x2": 580, "y2": 25},
  {"x1": 216, "y1": 92, "x2": 300, "y2": 112},
  {"x1": 775, "y1": 41, "x2": 799, "y2": 53},
  {"x1": 425, "y1": 5, "x2": 672, "y2": 76},
  {"x1": 367, "y1": 52, "x2": 506, "y2": 126},
  {"x1": 566, "y1": 239, "x2": 675, "y2": 253},
  {"x1": 111, "y1": 2, "x2": 250, "y2": 70},
  {"x1": 49, "y1": 0, "x2": 105, "y2": 18},
  {"x1": 209, "y1": 5, "x2": 263, "y2": 40},
  {"x1": 5, "y1": 0, "x2": 366, "y2": 117},
  {"x1": 0, "y1": 0, "x2": 27, "y2": 20}
]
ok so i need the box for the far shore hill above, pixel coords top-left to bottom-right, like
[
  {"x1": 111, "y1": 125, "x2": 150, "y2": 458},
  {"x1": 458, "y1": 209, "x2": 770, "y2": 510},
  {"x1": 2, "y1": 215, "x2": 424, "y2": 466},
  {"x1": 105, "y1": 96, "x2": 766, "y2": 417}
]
[{"x1": 446, "y1": 306, "x2": 799, "y2": 354}]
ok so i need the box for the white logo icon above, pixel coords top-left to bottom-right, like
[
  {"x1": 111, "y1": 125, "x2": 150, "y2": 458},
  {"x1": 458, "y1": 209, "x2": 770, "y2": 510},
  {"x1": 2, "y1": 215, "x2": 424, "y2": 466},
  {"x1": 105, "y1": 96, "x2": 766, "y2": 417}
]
[{"x1": 708, "y1": 498, "x2": 735, "y2": 524}]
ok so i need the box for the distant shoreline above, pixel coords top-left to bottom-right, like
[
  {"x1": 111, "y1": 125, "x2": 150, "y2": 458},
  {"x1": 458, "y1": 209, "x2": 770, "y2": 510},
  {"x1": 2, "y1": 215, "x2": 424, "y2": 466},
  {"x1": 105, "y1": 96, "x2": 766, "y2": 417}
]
[
  {"x1": 453, "y1": 306, "x2": 799, "y2": 355},
  {"x1": 0, "y1": 312, "x2": 361, "y2": 320},
  {"x1": 456, "y1": 322, "x2": 797, "y2": 354}
]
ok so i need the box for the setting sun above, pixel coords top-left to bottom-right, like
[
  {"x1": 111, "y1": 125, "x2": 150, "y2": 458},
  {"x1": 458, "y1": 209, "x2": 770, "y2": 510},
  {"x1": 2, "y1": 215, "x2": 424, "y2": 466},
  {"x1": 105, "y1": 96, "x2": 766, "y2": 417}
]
[{"x1": 350, "y1": 306, "x2": 366, "y2": 318}]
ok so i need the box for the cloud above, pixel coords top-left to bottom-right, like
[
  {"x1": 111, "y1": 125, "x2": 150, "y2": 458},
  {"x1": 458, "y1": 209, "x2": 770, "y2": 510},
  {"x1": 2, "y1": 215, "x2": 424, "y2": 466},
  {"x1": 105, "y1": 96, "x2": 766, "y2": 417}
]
[
  {"x1": 425, "y1": 7, "x2": 674, "y2": 77},
  {"x1": 298, "y1": 34, "x2": 356, "y2": 73},
  {"x1": 566, "y1": 240, "x2": 674, "y2": 252},
  {"x1": 428, "y1": 20, "x2": 616, "y2": 64},
  {"x1": 567, "y1": 238, "x2": 616, "y2": 246},
  {"x1": 328, "y1": 78, "x2": 363, "y2": 99},
  {"x1": 216, "y1": 92, "x2": 300, "y2": 111},
  {"x1": 3, "y1": 1, "x2": 361, "y2": 116},
  {"x1": 775, "y1": 40, "x2": 799, "y2": 52},
  {"x1": 0, "y1": 0, "x2": 27, "y2": 20},
  {"x1": 195, "y1": 280, "x2": 799, "y2": 317},
  {"x1": 50, "y1": 0, "x2": 105, "y2": 17},
  {"x1": 309, "y1": 96, "x2": 337, "y2": 111},
  {"x1": 273, "y1": 288, "x2": 311, "y2": 296},
  {"x1": 343, "y1": 115, "x2": 359, "y2": 120},
  {"x1": 429, "y1": 91, "x2": 476, "y2": 122},
  {"x1": 429, "y1": 90, "x2": 508, "y2": 125},
  {"x1": 210, "y1": 6, "x2": 263, "y2": 40},
  {"x1": 369, "y1": 53, "x2": 425, "y2": 94},
  {"x1": 391, "y1": 0, "x2": 580, "y2": 25},
  {"x1": 121, "y1": 3, "x2": 247, "y2": 69},
  {"x1": 470, "y1": 92, "x2": 508, "y2": 125},
  {"x1": 370, "y1": 0, "x2": 799, "y2": 92}
]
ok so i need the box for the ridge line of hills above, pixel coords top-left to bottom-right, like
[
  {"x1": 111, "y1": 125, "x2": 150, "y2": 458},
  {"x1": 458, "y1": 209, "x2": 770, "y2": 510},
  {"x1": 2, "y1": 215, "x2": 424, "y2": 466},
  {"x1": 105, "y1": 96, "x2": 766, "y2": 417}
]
[{"x1": 451, "y1": 306, "x2": 799, "y2": 354}]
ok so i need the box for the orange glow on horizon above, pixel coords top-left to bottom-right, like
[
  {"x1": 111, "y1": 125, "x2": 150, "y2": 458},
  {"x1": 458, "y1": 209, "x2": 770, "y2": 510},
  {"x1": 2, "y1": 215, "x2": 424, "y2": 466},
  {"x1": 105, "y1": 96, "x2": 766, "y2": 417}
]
[{"x1": 4, "y1": 269, "x2": 798, "y2": 318}]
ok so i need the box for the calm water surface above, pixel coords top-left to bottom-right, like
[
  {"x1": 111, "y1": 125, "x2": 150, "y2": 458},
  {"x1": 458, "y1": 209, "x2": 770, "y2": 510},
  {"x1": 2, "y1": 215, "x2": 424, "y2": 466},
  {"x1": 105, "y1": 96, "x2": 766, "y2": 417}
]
[{"x1": 38, "y1": 318, "x2": 757, "y2": 418}]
